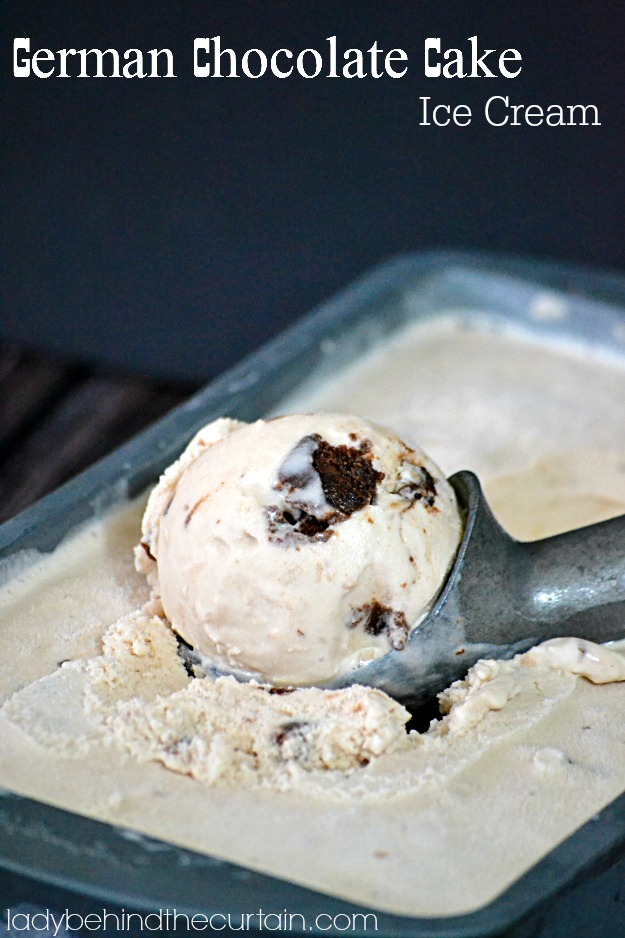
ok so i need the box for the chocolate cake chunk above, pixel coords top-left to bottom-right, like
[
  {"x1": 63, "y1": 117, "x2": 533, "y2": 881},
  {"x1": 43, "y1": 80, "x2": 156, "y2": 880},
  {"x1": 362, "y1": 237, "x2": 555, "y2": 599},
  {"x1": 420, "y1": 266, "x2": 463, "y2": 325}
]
[
  {"x1": 312, "y1": 438, "x2": 383, "y2": 515},
  {"x1": 266, "y1": 505, "x2": 334, "y2": 543},
  {"x1": 349, "y1": 601, "x2": 411, "y2": 651},
  {"x1": 270, "y1": 433, "x2": 383, "y2": 543}
]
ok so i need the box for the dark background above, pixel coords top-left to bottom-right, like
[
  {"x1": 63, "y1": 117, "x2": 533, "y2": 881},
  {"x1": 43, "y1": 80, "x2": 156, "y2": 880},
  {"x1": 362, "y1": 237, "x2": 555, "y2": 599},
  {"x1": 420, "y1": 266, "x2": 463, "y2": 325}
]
[{"x1": 3, "y1": 0, "x2": 625, "y2": 383}]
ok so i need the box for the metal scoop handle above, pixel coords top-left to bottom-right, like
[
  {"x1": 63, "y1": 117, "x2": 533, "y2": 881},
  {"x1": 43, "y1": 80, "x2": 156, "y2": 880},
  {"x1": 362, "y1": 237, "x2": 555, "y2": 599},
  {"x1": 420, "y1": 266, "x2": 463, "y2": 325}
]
[
  {"x1": 331, "y1": 470, "x2": 625, "y2": 706},
  {"x1": 449, "y1": 470, "x2": 625, "y2": 645}
]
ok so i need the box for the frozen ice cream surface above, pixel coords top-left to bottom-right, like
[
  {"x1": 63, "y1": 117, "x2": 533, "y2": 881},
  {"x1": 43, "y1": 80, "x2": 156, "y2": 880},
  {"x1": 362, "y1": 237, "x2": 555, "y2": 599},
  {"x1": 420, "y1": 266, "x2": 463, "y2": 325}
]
[
  {"x1": 79, "y1": 611, "x2": 413, "y2": 789},
  {"x1": 2, "y1": 317, "x2": 625, "y2": 918},
  {"x1": 137, "y1": 414, "x2": 461, "y2": 685}
]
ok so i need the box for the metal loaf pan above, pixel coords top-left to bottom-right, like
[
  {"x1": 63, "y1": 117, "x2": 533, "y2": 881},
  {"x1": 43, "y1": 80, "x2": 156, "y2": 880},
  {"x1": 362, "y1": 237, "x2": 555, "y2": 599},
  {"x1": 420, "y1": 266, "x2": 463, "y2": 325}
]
[{"x1": 1, "y1": 251, "x2": 625, "y2": 936}]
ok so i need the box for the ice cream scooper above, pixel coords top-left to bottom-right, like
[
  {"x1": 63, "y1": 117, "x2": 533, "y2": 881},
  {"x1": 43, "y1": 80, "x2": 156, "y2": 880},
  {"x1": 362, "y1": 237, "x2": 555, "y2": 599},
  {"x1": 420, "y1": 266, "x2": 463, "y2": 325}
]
[{"x1": 329, "y1": 470, "x2": 625, "y2": 707}]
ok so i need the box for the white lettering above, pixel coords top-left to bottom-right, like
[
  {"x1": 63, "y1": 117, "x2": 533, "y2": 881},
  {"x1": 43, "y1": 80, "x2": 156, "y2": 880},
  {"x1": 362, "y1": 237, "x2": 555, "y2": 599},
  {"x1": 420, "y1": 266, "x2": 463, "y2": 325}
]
[
  {"x1": 385, "y1": 48, "x2": 408, "y2": 77},
  {"x1": 467, "y1": 36, "x2": 497, "y2": 78},
  {"x1": 122, "y1": 49, "x2": 144, "y2": 78},
  {"x1": 194, "y1": 38, "x2": 211, "y2": 77},
  {"x1": 499, "y1": 48, "x2": 522, "y2": 78},
  {"x1": 194, "y1": 36, "x2": 238, "y2": 77},
  {"x1": 426, "y1": 37, "x2": 523, "y2": 79},
  {"x1": 32, "y1": 48, "x2": 55, "y2": 78},
  {"x1": 297, "y1": 48, "x2": 322, "y2": 78},
  {"x1": 270, "y1": 48, "x2": 293, "y2": 78},
  {"x1": 13, "y1": 37, "x2": 31, "y2": 76},
  {"x1": 212, "y1": 36, "x2": 238, "y2": 77},
  {"x1": 567, "y1": 103, "x2": 600, "y2": 125},
  {"x1": 78, "y1": 48, "x2": 121, "y2": 78},
  {"x1": 509, "y1": 102, "x2": 526, "y2": 125},
  {"x1": 326, "y1": 35, "x2": 339, "y2": 77},
  {"x1": 241, "y1": 48, "x2": 267, "y2": 78},
  {"x1": 148, "y1": 48, "x2": 175, "y2": 77},
  {"x1": 56, "y1": 48, "x2": 76, "y2": 78},
  {"x1": 424, "y1": 38, "x2": 441, "y2": 77},
  {"x1": 16, "y1": 39, "x2": 174, "y2": 78},
  {"x1": 523, "y1": 103, "x2": 543, "y2": 126},
  {"x1": 485, "y1": 96, "x2": 600, "y2": 127},
  {"x1": 442, "y1": 48, "x2": 463, "y2": 79},
  {"x1": 368, "y1": 41, "x2": 383, "y2": 78},
  {"x1": 419, "y1": 96, "x2": 472, "y2": 126},
  {"x1": 65, "y1": 911, "x2": 85, "y2": 931},
  {"x1": 485, "y1": 94, "x2": 509, "y2": 125},
  {"x1": 454, "y1": 102, "x2": 472, "y2": 125},
  {"x1": 343, "y1": 48, "x2": 365, "y2": 78},
  {"x1": 9, "y1": 911, "x2": 30, "y2": 929},
  {"x1": 546, "y1": 105, "x2": 565, "y2": 127}
]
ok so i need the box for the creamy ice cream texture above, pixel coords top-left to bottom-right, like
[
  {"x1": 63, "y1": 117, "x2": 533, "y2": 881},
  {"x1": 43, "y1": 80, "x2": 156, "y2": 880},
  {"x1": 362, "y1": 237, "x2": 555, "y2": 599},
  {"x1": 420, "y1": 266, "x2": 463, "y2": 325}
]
[
  {"x1": 137, "y1": 414, "x2": 461, "y2": 685},
  {"x1": 2, "y1": 318, "x2": 625, "y2": 918}
]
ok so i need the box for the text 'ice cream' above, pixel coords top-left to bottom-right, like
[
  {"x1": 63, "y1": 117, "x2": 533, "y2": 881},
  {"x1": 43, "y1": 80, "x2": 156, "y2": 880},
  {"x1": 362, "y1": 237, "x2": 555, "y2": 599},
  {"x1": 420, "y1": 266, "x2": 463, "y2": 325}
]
[{"x1": 136, "y1": 414, "x2": 462, "y2": 686}]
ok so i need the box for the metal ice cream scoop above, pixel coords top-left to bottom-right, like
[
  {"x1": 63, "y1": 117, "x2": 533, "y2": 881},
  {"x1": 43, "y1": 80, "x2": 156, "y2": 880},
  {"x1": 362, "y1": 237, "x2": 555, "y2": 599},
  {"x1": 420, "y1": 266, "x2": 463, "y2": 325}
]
[{"x1": 329, "y1": 470, "x2": 625, "y2": 707}]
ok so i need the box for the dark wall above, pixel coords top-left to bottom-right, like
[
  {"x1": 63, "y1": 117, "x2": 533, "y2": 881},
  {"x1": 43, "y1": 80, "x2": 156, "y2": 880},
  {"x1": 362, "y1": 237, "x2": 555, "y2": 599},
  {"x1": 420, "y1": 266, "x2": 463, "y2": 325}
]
[{"x1": 3, "y1": 1, "x2": 625, "y2": 382}]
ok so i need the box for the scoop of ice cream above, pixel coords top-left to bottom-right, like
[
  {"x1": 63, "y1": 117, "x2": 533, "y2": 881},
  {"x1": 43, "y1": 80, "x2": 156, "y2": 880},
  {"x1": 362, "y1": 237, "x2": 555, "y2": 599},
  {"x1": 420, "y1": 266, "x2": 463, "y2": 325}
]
[{"x1": 136, "y1": 414, "x2": 462, "y2": 686}]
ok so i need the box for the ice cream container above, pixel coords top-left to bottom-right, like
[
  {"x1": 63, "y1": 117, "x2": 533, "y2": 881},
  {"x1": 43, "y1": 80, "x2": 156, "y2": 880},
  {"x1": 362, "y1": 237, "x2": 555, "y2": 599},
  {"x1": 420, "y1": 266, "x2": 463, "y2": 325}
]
[{"x1": 1, "y1": 251, "x2": 625, "y2": 936}]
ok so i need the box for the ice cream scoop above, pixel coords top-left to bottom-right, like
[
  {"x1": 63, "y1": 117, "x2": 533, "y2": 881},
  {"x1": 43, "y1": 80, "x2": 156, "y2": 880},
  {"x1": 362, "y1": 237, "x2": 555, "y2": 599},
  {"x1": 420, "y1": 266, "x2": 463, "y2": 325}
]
[
  {"x1": 334, "y1": 470, "x2": 625, "y2": 705},
  {"x1": 137, "y1": 414, "x2": 462, "y2": 686},
  {"x1": 138, "y1": 417, "x2": 625, "y2": 707}
]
